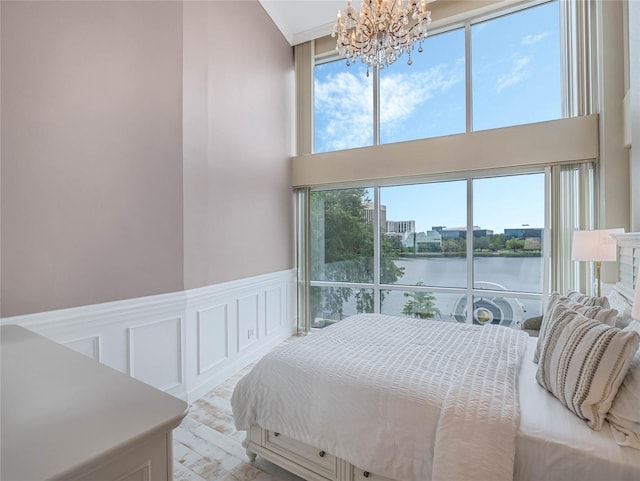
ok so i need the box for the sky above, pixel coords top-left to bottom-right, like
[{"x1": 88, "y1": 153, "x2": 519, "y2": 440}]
[
  {"x1": 378, "y1": 173, "x2": 545, "y2": 234},
  {"x1": 313, "y1": 1, "x2": 559, "y2": 233}
]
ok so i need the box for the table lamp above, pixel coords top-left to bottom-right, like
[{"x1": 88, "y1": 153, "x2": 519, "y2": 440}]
[{"x1": 572, "y1": 228, "x2": 625, "y2": 297}]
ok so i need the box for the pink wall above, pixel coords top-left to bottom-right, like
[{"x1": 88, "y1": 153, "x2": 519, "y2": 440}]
[
  {"x1": 1, "y1": 1, "x2": 295, "y2": 316},
  {"x1": 182, "y1": 1, "x2": 295, "y2": 289}
]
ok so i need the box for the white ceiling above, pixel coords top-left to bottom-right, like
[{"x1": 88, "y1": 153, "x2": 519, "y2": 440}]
[
  {"x1": 258, "y1": 0, "x2": 442, "y2": 46},
  {"x1": 258, "y1": 0, "x2": 355, "y2": 46}
]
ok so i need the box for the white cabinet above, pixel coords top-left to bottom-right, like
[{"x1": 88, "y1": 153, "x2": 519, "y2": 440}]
[{"x1": 0, "y1": 325, "x2": 188, "y2": 481}]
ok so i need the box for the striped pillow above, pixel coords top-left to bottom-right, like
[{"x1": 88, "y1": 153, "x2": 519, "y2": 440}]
[
  {"x1": 536, "y1": 311, "x2": 639, "y2": 430},
  {"x1": 565, "y1": 290, "x2": 610, "y2": 308},
  {"x1": 606, "y1": 320, "x2": 640, "y2": 449},
  {"x1": 534, "y1": 293, "x2": 618, "y2": 363}
]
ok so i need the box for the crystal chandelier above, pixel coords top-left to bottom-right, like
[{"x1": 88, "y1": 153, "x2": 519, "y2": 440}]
[{"x1": 333, "y1": 0, "x2": 432, "y2": 75}]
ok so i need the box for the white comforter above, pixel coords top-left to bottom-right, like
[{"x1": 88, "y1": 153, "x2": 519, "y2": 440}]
[{"x1": 232, "y1": 314, "x2": 528, "y2": 481}]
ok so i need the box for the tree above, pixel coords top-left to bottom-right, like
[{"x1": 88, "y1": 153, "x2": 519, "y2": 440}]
[
  {"x1": 385, "y1": 234, "x2": 403, "y2": 252},
  {"x1": 506, "y1": 238, "x2": 525, "y2": 252},
  {"x1": 310, "y1": 189, "x2": 404, "y2": 321},
  {"x1": 489, "y1": 233, "x2": 505, "y2": 251},
  {"x1": 474, "y1": 236, "x2": 490, "y2": 251},
  {"x1": 402, "y1": 282, "x2": 440, "y2": 319},
  {"x1": 443, "y1": 238, "x2": 465, "y2": 254}
]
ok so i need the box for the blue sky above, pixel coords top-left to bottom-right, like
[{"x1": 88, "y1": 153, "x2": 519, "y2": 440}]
[
  {"x1": 377, "y1": 172, "x2": 545, "y2": 234},
  {"x1": 314, "y1": 1, "x2": 559, "y2": 233}
]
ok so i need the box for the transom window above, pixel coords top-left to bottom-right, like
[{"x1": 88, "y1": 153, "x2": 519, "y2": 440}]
[{"x1": 313, "y1": 0, "x2": 562, "y2": 154}]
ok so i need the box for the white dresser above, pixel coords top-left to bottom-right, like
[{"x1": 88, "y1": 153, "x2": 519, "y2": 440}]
[{"x1": 1, "y1": 324, "x2": 188, "y2": 481}]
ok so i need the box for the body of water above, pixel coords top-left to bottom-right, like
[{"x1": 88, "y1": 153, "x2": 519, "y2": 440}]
[{"x1": 392, "y1": 256, "x2": 542, "y2": 293}]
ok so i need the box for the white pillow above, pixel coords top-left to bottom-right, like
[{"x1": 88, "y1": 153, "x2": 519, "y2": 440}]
[
  {"x1": 536, "y1": 312, "x2": 639, "y2": 431},
  {"x1": 607, "y1": 320, "x2": 640, "y2": 449},
  {"x1": 606, "y1": 289, "x2": 634, "y2": 329}
]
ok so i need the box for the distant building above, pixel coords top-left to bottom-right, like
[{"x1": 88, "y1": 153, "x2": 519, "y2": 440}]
[
  {"x1": 387, "y1": 220, "x2": 416, "y2": 234},
  {"x1": 504, "y1": 228, "x2": 543, "y2": 240},
  {"x1": 363, "y1": 203, "x2": 387, "y2": 231},
  {"x1": 402, "y1": 230, "x2": 442, "y2": 251},
  {"x1": 438, "y1": 226, "x2": 494, "y2": 240}
]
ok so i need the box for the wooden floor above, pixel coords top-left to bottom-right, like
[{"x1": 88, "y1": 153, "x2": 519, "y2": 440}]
[{"x1": 173, "y1": 349, "x2": 304, "y2": 481}]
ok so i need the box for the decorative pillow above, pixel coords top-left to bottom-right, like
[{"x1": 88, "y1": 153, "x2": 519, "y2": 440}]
[
  {"x1": 536, "y1": 312, "x2": 639, "y2": 431},
  {"x1": 565, "y1": 290, "x2": 610, "y2": 308},
  {"x1": 522, "y1": 315, "x2": 543, "y2": 331},
  {"x1": 533, "y1": 292, "x2": 618, "y2": 363},
  {"x1": 535, "y1": 298, "x2": 578, "y2": 363},
  {"x1": 606, "y1": 288, "x2": 634, "y2": 329},
  {"x1": 606, "y1": 320, "x2": 640, "y2": 449},
  {"x1": 573, "y1": 304, "x2": 618, "y2": 326}
]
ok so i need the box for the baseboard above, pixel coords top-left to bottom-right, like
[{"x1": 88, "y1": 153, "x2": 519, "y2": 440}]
[{"x1": 1, "y1": 269, "x2": 298, "y2": 403}]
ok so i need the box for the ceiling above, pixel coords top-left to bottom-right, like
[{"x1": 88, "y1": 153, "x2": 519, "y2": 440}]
[
  {"x1": 258, "y1": 0, "x2": 354, "y2": 46},
  {"x1": 258, "y1": 0, "x2": 443, "y2": 46}
]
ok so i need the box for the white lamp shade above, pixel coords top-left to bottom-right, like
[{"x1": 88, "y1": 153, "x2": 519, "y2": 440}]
[{"x1": 572, "y1": 228, "x2": 625, "y2": 262}]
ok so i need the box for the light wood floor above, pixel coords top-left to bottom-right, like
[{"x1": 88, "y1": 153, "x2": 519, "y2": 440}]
[{"x1": 173, "y1": 351, "x2": 304, "y2": 481}]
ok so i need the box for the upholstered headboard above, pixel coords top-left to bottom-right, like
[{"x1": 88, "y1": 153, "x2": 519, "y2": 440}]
[{"x1": 612, "y1": 232, "x2": 640, "y2": 303}]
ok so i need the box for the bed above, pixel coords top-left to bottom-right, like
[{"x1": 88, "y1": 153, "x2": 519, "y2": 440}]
[{"x1": 231, "y1": 233, "x2": 640, "y2": 481}]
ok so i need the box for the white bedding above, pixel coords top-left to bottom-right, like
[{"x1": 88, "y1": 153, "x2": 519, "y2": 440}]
[
  {"x1": 516, "y1": 337, "x2": 640, "y2": 481},
  {"x1": 232, "y1": 314, "x2": 528, "y2": 481}
]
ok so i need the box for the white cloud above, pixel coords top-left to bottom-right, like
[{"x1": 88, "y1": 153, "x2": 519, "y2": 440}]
[
  {"x1": 522, "y1": 32, "x2": 550, "y2": 45},
  {"x1": 496, "y1": 56, "x2": 531, "y2": 93},
  {"x1": 380, "y1": 65, "x2": 463, "y2": 127},
  {"x1": 314, "y1": 62, "x2": 463, "y2": 151},
  {"x1": 314, "y1": 70, "x2": 374, "y2": 151}
]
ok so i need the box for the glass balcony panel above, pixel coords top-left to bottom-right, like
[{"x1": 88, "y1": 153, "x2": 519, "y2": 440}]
[
  {"x1": 379, "y1": 290, "x2": 465, "y2": 323},
  {"x1": 457, "y1": 295, "x2": 543, "y2": 329},
  {"x1": 310, "y1": 286, "x2": 374, "y2": 328}
]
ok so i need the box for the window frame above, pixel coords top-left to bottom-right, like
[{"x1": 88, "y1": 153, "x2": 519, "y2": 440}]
[
  {"x1": 312, "y1": 0, "x2": 565, "y2": 154},
  {"x1": 300, "y1": 166, "x2": 551, "y2": 330}
]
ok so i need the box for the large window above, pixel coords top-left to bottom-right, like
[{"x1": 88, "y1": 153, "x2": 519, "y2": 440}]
[
  {"x1": 381, "y1": 181, "x2": 467, "y2": 289},
  {"x1": 313, "y1": 0, "x2": 562, "y2": 154},
  {"x1": 309, "y1": 188, "x2": 377, "y2": 326},
  {"x1": 379, "y1": 27, "x2": 466, "y2": 143},
  {"x1": 471, "y1": 1, "x2": 561, "y2": 130},
  {"x1": 473, "y1": 173, "x2": 545, "y2": 294},
  {"x1": 314, "y1": 62, "x2": 373, "y2": 153},
  {"x1": 305, "y1": 172, "x2": 546, "y2": 330}
]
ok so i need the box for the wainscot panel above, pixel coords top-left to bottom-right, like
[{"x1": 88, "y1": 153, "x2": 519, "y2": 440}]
[
  {"x1": 0, "y1": 269, "x2": 297, "y2": 402},
  {"x1": 197, "y1": 304, "x2": 229, "y2": 376}
]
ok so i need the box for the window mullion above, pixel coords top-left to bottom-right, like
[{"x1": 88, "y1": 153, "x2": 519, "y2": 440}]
[
  {"x1": 466, "y1": 177, "x2": 474, "y2": 323},
  {"x1": 374, "y1": 186, "x2": 381, "y2": 312},
  {"x1": 543, "y1": 167, "x2": 552, "y2": 306},
  {"x1": 465, "y1": 21, "x2": 473, "y2": 133}
]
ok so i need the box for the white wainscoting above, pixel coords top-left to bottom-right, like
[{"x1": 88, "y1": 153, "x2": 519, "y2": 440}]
[{"x1": 1, "y1": 269, "x2": 297, "y2": 402}]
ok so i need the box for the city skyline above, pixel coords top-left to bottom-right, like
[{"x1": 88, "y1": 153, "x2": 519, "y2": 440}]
[{"x1": 373, "y1": 171, "x2": 546, "y2": 235}]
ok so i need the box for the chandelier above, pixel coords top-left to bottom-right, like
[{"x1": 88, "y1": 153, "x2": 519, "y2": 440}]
[{"x1": 332, "y1": 0, "x2": 432, "y2": 75}]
